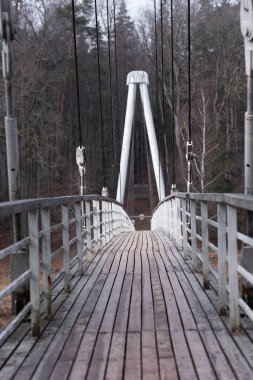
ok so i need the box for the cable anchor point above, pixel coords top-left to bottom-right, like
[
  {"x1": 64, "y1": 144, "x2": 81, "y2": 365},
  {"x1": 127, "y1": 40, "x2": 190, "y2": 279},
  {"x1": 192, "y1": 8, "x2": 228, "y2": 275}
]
[{"x1": 76, "y1": 146, "x2": 87, "y2": 196}]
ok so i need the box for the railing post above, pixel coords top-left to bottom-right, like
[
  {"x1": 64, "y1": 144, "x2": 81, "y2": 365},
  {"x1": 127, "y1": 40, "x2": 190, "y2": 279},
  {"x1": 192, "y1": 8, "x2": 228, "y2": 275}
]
[
  {"x1": 176, "y1": 198, "x2": 182, "y2": 250},
  {"x1": 201, "y1": 201, "x2": 209, "y2": 289},
  {"x1": 105, "y1": 202, "x2": 110, "y2": 243},
  {"x1": 170, "y1": 200, "x2": 174, "y2": 240},
  {"x1": 110, "y1": 203, "x2": 114, "y2": 237},
  {"x1": 218, "y1": 203, "x2": 227, "y2": 315},
  {"x1": 75, "y1": 202, "x2": 83, "y2": 276},
  {"x1": 227, "y1": 205, "x2": 240, "y2": 331},
  {"x1": 28, "y1": 209, "x2": 40, "y2": 337},
  {"x1": 85, "y1": 201, "x2": 92, "y2": 254},
  {"x1": 41, "y1": 207, "x2": 52, "y2": 320},
  {"x1": 101, "y1": 201, "x2": 106, "y2": 246},
  {"x1": 190, "y1": 199, "x2": 197, "y2": 272},
  {"x1": 92, "y1": 200, "x2": 99, "y2": 252},
  {"x1": 182, "y1": 198, "x2": 188, "y2": 258},
  {"x1": 97, "y1": 200, "x2": 101, "y2": 247},
  {"x1": 62, "y1": 205, "x2": 71, "y2": 293}
]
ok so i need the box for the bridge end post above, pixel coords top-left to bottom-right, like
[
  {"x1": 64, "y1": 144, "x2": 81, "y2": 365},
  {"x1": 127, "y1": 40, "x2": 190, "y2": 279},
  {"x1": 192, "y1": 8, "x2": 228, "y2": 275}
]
[
  {"x1": 227, "y1": 205, "x2": 240, "y2": 331},
  {"x1": 28, "y1": 210, "x2": 40, "y2": 337},
  {"x1": 218, "y1": 203, "x2": 227, "y2": 316},
  {"x1": 41, "y1": 207, "x2": 52, "y2": 320}
]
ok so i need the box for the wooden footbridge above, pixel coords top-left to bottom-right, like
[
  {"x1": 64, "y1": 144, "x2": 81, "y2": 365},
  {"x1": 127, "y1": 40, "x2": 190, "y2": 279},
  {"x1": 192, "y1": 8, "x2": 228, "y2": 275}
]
[{"x1": 0, "y1": 194, "x2": 253, "y2": 379}]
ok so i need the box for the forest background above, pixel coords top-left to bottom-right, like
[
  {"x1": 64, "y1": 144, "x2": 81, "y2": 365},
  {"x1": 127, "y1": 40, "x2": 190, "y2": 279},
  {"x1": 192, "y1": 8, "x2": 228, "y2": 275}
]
[{"x1": 0, "y1": 0, "x2": 245, "y2": 215}]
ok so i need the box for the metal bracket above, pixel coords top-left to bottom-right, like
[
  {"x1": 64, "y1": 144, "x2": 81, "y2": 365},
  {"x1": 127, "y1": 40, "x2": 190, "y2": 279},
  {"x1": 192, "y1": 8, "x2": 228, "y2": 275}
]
[
  {"x1": 0, "y1": 0, "x2": 15, "y2": 81},
  {"x1": 76, "y1": 146, "x2": 87, "y2": 195},
  {"x1": 76, "y1": 146, "x2": 86, "y2": 176},
  {"x1": 101, "y1": 187, "x2": 109, "y2": 197},
  {"x1": 186, "y1": 141, "x2": 196, "y2": 161}
]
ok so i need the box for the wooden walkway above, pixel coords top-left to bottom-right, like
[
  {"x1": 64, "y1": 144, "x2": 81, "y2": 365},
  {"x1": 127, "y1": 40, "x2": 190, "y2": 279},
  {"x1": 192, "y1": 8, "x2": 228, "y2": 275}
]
[{"x1": 0, "y1": 231, "x2": 253, "y2": 380}]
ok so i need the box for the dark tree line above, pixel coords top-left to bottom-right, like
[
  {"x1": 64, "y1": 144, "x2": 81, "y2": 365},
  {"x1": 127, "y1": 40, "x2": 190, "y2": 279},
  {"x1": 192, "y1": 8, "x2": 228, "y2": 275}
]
[{"x1": 0, "y1": 0, "x2": 246, "y2": 207}]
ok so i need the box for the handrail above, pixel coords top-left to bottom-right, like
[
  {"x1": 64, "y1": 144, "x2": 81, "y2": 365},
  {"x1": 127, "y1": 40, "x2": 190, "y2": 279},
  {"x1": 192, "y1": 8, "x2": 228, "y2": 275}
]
[
  {"x1": 151, "y1": 192, "x2": 253, "y2": 332},
  {"x1": 0, "y1": 194, "x2": 125, "y2": 217},
  {"x1": 0, "y1": 195, "x2": 134, "y2": 345}
]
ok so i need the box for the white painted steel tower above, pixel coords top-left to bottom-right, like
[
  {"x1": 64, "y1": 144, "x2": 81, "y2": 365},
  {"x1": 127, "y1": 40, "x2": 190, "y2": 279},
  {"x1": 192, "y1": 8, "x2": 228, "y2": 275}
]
[{"x1": 116, "y1": 71, "x2": 165, "y2": 204}]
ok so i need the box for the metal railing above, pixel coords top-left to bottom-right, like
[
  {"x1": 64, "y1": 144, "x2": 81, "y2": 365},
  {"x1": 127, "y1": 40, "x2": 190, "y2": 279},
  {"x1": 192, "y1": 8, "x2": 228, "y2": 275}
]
[
  {"x1": 0, "y1": 195, "x2": 134, "y2": 344},
  {"x1": 151, "y1": 192, "x2": 253, "y2": 332}
]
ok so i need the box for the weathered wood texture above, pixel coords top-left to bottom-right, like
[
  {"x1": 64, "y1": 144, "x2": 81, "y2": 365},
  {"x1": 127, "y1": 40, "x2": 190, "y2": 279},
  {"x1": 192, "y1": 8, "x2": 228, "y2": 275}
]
[{"x1": 0, "y1": 231, "x2": 253, "y2": 380}]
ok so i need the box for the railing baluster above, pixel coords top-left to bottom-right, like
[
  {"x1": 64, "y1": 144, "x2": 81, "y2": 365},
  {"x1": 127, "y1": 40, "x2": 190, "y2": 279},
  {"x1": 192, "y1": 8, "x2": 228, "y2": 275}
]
[
  {"x1": 105, "y1": 202, "x2": 109, "y2": 243},
  {"x1": 176, "y1": 198, "x2": 182, "y2": 250},
  {"x1": 227, "y1": 205, "x2": 239, "y2": 331},
  {"x1": 190, "y1": 199, "x2": 197, "y2": 272},
  {"x1": 62, "y1": 205, "x2": 71, "y2": 293},
  {"x1": 41, "y1": 207, "x2": 52, "y2": 320},
  {"x1": 93, "y1": 200, "x2": 99, "y2": 252},
  {"x1": 201, "y1": 201, "x2": 209, "y2": 289},
  {"x1": 101, "y1": 201, "x2": 106, "y2": 246},
  {"x1": 85, "y1": 201, "x2": 92, "y2": 254},
  {"x1": 75, "y1": 202, "x2": 83, "y2": 276},
  {"x1": 110, "y1": 203, "x2": 114, "y2": 237},
  {"x1": 218, "y1": 203, "x2": 227, "y2": 315},
  {"x1": 28, "y1": 209, "x2": 40, "y2": 336},
  {"x1": 182, "y1": 198, "x2": 188, "y2": 258},
  {"x1": 97, "y1": 200, "x2": 101, "y2": 247}
]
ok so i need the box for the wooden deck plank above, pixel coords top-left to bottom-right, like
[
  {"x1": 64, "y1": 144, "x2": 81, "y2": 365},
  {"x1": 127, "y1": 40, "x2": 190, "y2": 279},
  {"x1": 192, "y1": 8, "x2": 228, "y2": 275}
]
[
  {"x1": 160, "y1": 232, "x2": 253, "y2": 380},
  {"x1": 128, "y1": 273, "x2": 142, "y2": 332},
  {"x1": 86, "y1": 332, "x2": 112, "y2": 380},
  {"x1": 159, "y1": 357, "x2": 178, "y2": 380},
  {"x1": 124, "y1": 332, "x2": 141, "y2": 380},
  {"x1": 99, "y1": 233, "x2": 138, "y2": 333},
  {"x1": 105, "y1": 332, "x2": 126, "y2": 380},
  {"x1": 142, "y1": 331, "x2": 160, "y2": 380},
  {"x1": 0, "y1": 231, "x2": 253, "y2": 380},
  {"x1": 50, "y1": 233, "x2": 135, "y2": 379},
  {"x1": 14, "y1": 235, "x2": 129, "y2": 380}
]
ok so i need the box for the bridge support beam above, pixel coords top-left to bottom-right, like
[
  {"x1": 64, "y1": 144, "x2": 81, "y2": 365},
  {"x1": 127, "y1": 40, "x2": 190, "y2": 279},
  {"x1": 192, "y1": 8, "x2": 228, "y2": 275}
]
[
  {"x1": 116, "y1": 71, "x2": 165, "y2": 204},
  {"x1": 116, "y1": 83, "x2": 136, "y2": 204}
]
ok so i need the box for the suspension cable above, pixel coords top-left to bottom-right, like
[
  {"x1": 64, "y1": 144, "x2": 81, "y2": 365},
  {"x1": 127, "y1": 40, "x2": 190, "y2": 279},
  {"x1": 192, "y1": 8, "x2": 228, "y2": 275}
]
[
  {"x1": 113, "y1": 0, "x2": 119, "y2": 129},
  {"x1": 106, "y1": 0, "x2": 115, "y2": 167},
  {"x1": 154, "y1": 0, "x2": 159, "y2": 119},
  {"x1": 187, "y1": 0, "x2": 194, "y2": 193},
  {"x1": 160, "y1": 0, "x2": 165, "y2": 128},
  {"x1": 187, "y1": 0, "x2": 192, "y2": 142},
  {"x1": 160, "y1": 0, "x2": 168, "y2": 194},
  {"x1": 94, "y1": 0, "x2": 106, "y2": 187},
  {"x1": 171, "y1": 0, "x2": 176, "y2": 188},
  {"x1": 71, "y1": 0, "x2": 82, "y2": 146}
]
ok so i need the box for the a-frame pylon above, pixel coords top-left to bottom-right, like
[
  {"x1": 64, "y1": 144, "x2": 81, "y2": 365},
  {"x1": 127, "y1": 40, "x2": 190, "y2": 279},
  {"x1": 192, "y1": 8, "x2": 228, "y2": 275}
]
[{"x1": 116, "y1": 71, "x2": 165, "y2": 204}]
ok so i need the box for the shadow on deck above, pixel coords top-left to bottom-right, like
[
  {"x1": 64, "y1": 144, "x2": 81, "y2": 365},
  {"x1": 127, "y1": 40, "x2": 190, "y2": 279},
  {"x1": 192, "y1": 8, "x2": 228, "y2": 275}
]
[{"x1": 0, "y1": 231, "x2": 253, "y2": 380}]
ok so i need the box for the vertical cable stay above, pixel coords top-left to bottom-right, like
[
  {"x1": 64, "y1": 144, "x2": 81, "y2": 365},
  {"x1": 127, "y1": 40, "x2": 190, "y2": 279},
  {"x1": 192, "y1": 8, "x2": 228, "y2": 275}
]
[
  {"x1": 113, "y1": 0, "x2": 121, "y2": 194},
  {"x1": 170, "y1": 0, "x2": 176, "y2": 191},
  {"x1": 154, "y1": 0, "x2": 159, "y2": 118},
  {"x1": 154, "y1": 0, "x2": 161, "y2": 200},
  {"x1": 113, "y1": 0, "x2": 119, "y2": 129},
  {"x1": 72, "y1": 0, "x2": 86, "y2": 198},
  {"x1": 159, "y1": 0, "x2": 166, "y2": 196},
  {"x1": 187, "y1": 0, "x2": 192, "y2": 143},
  {"x1": 106, "y1": 0, "x2": 115, "y2": 167},
  {"x1": 94, "y1": 0, "x2": 106, "y2": 187},
  {"x1": 187, "y1": 0, "x2": 194, "y2": 193},
  {"x1": 71, "y1": 0, "x2": 82, "y2": 147}
]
